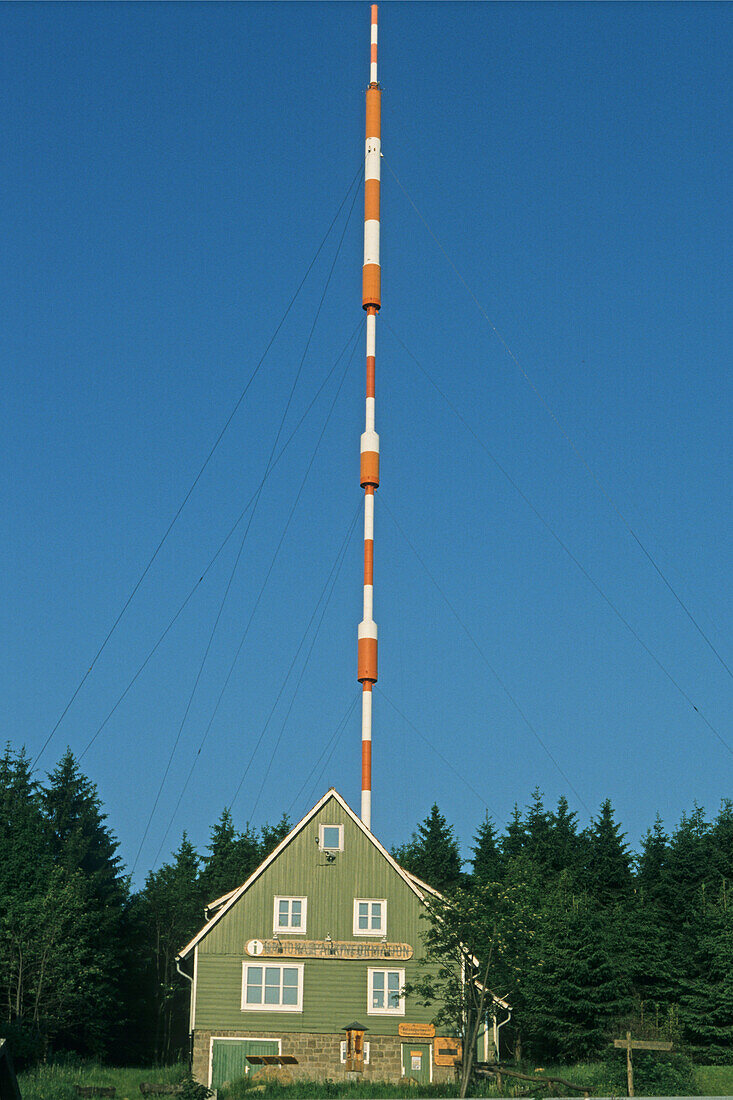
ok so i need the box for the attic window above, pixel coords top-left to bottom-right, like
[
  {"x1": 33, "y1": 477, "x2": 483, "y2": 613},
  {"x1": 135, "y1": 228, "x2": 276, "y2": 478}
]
[{"x1": 319, "y1": 824, "x2": 344, "y2": 851}]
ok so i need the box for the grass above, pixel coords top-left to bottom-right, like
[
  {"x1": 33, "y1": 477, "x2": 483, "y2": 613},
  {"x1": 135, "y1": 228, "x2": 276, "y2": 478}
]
[
  {"x1": 694, "y1": 1065, "x2": 733, "y2": 1096},
  {"x1": 17, "y1": 1061, "x2": 186, "y2": 1100},
  {"x1": 15, "y1": 1060, "x2": 733, "y2": 1099}
]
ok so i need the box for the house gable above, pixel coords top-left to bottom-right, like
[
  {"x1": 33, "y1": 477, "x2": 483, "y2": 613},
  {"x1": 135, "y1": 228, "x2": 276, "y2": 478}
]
[
  {"x1": 184, "y1": 790, "x2": 438, "y2": 1036},
  {"x1": 179, "y1": 789, "x2": 425, "y2": 960},
  {"x1": 199, "y1": 792, "x2": 425, "y2": 954}
]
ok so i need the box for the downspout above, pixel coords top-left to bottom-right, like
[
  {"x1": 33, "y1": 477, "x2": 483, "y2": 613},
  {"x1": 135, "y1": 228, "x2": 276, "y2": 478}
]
[
  {"x1": 493, "y1": 1004, "x2": 512, "y2": 1061},
  {"x1": 176, "y1": 957, "x2": 194, "y2": 1068}
]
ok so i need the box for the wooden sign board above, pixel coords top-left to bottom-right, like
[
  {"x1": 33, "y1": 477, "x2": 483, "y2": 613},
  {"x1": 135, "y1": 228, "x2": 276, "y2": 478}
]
[
  {"x1": 613, "y1": 1039, "x2": 673, "y2": 1051},
  {"x1": 434, "y1": 1037, "x2": 462, "y2": 1067},
  {"x1": 246, "y1": 938, "x2": 412, "y2": 961},
  {"x1": 398, "y1": 1022, "x2": 435, "y2": 1038}
]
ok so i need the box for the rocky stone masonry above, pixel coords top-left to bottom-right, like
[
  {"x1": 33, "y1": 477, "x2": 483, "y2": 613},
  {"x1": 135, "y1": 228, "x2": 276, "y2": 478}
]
[{"x1": 193, "y1": 1029, "x2": 454, "y2": 1085}]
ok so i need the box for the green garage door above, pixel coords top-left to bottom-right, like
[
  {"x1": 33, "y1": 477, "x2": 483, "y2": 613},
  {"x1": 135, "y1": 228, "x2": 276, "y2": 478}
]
[{"x1": 211, "y1": 1039, "x2": 280, "y2": 1088}]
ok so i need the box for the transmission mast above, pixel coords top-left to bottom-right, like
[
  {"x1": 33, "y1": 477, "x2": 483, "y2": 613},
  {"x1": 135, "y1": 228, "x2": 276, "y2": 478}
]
[{"x1": 357, "y1": 4, "x2": 381, "y2": 830}]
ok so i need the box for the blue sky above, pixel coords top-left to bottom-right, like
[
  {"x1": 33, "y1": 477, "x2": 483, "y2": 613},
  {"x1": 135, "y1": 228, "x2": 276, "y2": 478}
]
[{"x1": 3, "y1": 1, "x2": 730, "y2": 886}]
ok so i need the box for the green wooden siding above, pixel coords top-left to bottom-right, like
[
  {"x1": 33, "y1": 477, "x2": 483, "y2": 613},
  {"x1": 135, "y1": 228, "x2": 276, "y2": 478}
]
[
  {"x1": 196, "y1": 954, "x2": 435, "y2": 1033},
  {"x1": 210, "y1": 1039, "x2": 279, "y2": 1087},
  {"x1": 194, "y1": 794, "x2": 439, "y2": 1034}
]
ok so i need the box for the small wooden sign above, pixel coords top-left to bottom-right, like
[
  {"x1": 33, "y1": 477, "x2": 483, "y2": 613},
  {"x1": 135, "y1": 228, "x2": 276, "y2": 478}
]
[
  {"x1": 433, "y1": 1037, "x2": 462, "y2": 1067},
  {"x1": 398, "y1": 1022, "x2": 435, "y2": 1038},
  {"x1": 613, "y1": 1039, "x2": 673, "y2": 1051},
  {"x1": 246, "y1": 938, "x2": 412, "y2": 961}
]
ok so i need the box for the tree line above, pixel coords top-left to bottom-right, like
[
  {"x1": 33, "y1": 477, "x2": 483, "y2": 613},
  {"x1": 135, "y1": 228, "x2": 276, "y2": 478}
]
[
  {"x1": 1, "y1": 743, "x2": 731, "y2": 1067},
  {"x1": 394, "y1": 795, "x2": 733, "y2": 1066}
]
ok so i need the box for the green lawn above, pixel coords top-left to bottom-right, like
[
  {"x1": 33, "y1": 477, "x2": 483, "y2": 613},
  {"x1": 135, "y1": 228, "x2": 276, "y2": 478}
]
[{"x1": 694, "y1": 1065, "x2": 733, "y2": 1096}]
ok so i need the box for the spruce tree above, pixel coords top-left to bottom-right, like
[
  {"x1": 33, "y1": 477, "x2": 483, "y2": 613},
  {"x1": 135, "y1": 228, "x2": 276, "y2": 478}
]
[
  {"x1": 42, "y1": 751, "x2": 130, "y2": 1055},
  {"x1": 521, "y1": 890, "x2": 632, "y2": 1062},
  {"x1": 199, "y1": 810, "x2": 260, "y2": 902},
  {"x1": 680, "y1": 880, "x2": 733, "y2": 1060},
  {"x1": 637, "y1": 816, "x2": 669, "y2": 903},
  {"x1": 259, "y1": 813, "x2": 292, "y2": 860},
  {"x1": 470, "y1": 816, "x2": 503, "y2": 885},
  {"x1": 393, "y1": 804, "x2": 463, "y2": 893},
  {"x1": 551, "y1": 796, "x2": 586, "y2": 882},
  {"x1": 500, "y1": 804, "x2": 527, "y2": 864},
  {"x1": 141, "y1": 834, "x2": 203, "y2": 1063},
  {"x1": 584, "y1": 799, "x2": 633, "y2": 904},
  {"x1": 0, "y1": 745, "x2": 49, "y2": 898}
]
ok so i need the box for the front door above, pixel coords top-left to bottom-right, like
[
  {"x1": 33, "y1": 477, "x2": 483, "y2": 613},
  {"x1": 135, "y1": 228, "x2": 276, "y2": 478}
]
[
  {"x1": 401, "y1": 1042, "x2": 431, "y2": 1084},
  {"x1": 210, "y1": 1039, "x2": 280, "y2": 1088}
]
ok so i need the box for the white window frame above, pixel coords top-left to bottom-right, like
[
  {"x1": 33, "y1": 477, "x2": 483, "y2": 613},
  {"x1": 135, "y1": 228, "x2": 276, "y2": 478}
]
[
  {"x1": 319, "y1": 823, "x2": 344, "y2": 851},
  {"x1": 367, "y1": 966, "x2": 405, "y2": 1016},
  {"x1": 340, "y1": 1041, "x2": 370, "y2": 1064},
  {"x1": 273, "y1": 895, "x2": 307, "y2": 934},
  {"x1": 241, "y1": 962, "x2": 304, "y2": 1012},
  {"x1": 353, "y1": 898, "x2": 387, "y2": 936}
]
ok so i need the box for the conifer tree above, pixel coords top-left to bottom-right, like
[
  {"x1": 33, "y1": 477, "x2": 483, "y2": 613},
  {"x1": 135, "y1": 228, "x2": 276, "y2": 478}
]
[
  {"x1": 259, "y1": 813, "x2": 292, "y2": 860},
  {"x1": 141, "y1": 834, "x2": 203, "y2": 1063},
  {"x1": 584, "y1": 799, "x2": 633, "y2": 904},
  {"x1": 521, "y1": 890, "x2": 632, "y2": 1062},
  {"x1": 551, "y1": 796, "x2": 586, "y2": 882},
  {"x1": 637, "y1": 816, "x2": 669, "y2": 903},
  {"x1": 471, "y1": 816, "x2": 503, "y2": 885},
  {"x1": 41, "y1": 750, "x2": 129, "y2": 1056},
  {"x1": 525, "y1": 788, "x2": 554, "y2": 869},
  {"x1": 393, "y1": 804, "x2": 464, "y2": 893},
  {"x1": 500, "y1": 804, "x2": 526, "y2": 864},
  {"x1": 0, "y1": 745, "x2": 48, "y2": 899},
  {"x1": 680, "y1": 879, "x2": 733, "y2": 1060},
  {"x1": 199, "y1": 810, "x2": 260, "y2": 903}
]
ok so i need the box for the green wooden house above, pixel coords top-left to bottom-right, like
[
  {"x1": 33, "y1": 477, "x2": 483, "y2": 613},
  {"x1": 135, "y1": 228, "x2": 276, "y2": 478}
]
[{"x1": 177, "y1": 788, "x2": 497, "y2": 1086}]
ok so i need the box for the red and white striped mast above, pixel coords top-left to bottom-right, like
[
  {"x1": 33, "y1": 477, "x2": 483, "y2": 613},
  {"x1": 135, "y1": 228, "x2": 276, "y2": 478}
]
[{"x1": 357, "y1": 4, "x2": 381, "y2": 830}]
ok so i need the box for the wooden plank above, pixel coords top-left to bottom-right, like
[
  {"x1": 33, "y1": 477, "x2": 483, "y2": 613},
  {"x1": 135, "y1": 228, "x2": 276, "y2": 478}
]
[{"x1": 613, "y1": 1039, "x2": 673, "y2": 1051}]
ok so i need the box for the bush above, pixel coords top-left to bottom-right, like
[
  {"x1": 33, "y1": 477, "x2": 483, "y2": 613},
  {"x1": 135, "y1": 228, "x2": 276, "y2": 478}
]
[
  {"x1": 601, "y1": 1049, "x2": 700, "y2": 1095},
  {"x1": 178, "y1": 1071, "x2": 213, "y2": 1100},
  {"x1": 0, "y1": 1021, "x2": 44, "y2": 1071}
]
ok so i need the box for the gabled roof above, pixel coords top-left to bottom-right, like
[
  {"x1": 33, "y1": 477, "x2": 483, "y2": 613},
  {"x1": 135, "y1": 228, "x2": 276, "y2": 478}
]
[{"x1": 177, "y1": 788, "x2": 428, "y2": 961}]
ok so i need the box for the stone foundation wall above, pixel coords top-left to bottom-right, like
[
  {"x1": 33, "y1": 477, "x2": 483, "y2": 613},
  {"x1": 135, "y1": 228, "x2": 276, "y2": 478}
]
[{"x1": 193, "y1": 1029, "x2": 455, "y2": 1085}]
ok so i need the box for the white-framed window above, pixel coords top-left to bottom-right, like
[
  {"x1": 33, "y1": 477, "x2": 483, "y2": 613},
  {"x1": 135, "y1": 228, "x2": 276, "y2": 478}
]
[
  {"x1": 241, "y1": 962, "x2": 304, "y2": 1012},
  {"x1": 340, "y1": 1041, "x2": 370, "y2": 1064},
  {"x1": 273, "y1": 896, "x2": 307, "y2": 934},
  {"x1": 367, "y1": 967, "x2": 405, "y2": 1015},
  {"x1": 353, "y1": 898, "x2": 387, "y2": 936},
  {"x1": 319, "y1": 823, "x2": 344, "y2": 851}
]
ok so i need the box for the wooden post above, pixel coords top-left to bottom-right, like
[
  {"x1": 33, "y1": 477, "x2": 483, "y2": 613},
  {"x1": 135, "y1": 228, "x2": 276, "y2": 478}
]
[{"x1": 612, "y1": 1035, "x2": 673, "y2": 1098}]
